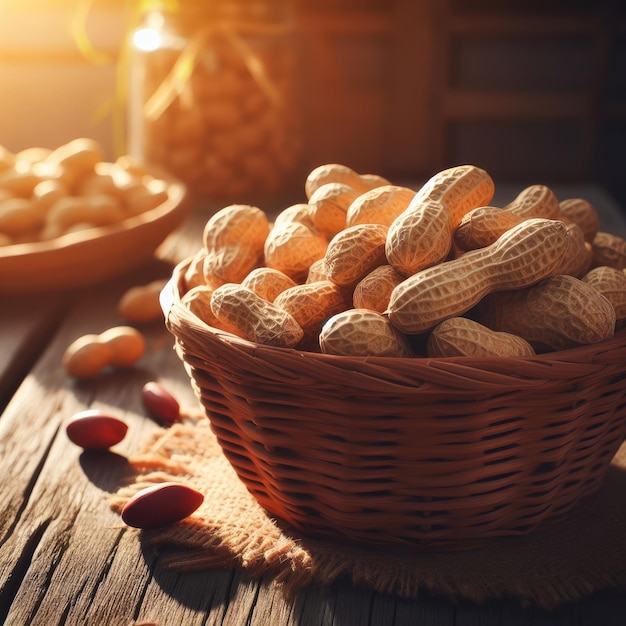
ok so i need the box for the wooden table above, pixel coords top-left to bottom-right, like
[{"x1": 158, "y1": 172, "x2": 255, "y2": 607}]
[{"x1": 1, "y1": 184, "x2": 626, "y2": 626}]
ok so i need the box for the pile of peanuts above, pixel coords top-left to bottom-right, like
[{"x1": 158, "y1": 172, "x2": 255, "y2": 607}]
[
  {"x1": 138, "y1": 31, "x2": 300, "y2": 200},
  {"x1": 178, "y1": 163, "x2": 626, "y2": 358},
  {"x1": 0, "y1": 138, "x2": 170, "y2": 246}
]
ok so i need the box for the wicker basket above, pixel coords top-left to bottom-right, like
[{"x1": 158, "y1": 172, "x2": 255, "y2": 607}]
[{"x1": 162, "y1": 257, "x2": 626, "y2": 550}]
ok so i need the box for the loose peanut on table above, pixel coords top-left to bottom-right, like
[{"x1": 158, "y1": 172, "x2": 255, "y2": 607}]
[
  {"x1": 62, "y1": 326, "x2": 146, "y2": 378},
  {"x1": 66, "y1": 409, "x2": 128, "y2": 450},
  {"x1": 141, "y1": 381, "x2": 181, "y2": 424},
  {"x1": 118, "y1": 279, "x2": 169, "y2": 323},
  {"x1": 121, "y1": 482, "x2": 204, "y2": 530}
]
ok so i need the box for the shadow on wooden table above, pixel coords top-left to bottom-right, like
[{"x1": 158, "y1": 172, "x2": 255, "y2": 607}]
[{"x1": 135, "y1": 458, "x2": 626, "y2": 625}]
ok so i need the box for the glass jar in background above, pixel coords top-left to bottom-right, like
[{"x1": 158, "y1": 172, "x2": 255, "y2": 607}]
[{"x1": 127, "y1": 0, "x2": 302, "y2": 206}]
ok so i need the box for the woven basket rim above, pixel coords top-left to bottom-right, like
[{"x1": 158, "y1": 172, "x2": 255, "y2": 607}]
[{"x1": 162, "y1": 255, "x2": 626, "y2": 371}]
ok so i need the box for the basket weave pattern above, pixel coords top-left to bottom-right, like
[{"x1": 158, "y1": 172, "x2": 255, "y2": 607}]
[{"x1": 164, "y1": 259, "x2": 626, "y2": 549}]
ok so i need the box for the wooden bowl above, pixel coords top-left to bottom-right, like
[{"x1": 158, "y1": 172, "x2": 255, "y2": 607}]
[{"x1": 0, "y1": 179, "x2": 188, "y2": 293}]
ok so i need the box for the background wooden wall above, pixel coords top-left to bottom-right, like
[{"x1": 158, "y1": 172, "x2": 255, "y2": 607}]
[
  {"x1": 0, "y1": 0, "x2": 624, "y2": 207},
  {"x1": 296, "y1": 0, "x2": 626, "y2": 207}
]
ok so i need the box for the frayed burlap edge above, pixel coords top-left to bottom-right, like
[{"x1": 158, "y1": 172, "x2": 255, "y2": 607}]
[{"x1": 110, "y1": 416, "x2": 626, "y2": 612}]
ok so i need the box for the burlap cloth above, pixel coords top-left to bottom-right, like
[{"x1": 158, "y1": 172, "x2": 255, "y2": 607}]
[{"x1": 110, "y1": 413, "x2": 626, "y2": 611}]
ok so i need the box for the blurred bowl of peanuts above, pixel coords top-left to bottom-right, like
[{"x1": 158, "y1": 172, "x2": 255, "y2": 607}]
[{"x1": 0, "y1": 138, "x2": 188, "y2": 293}]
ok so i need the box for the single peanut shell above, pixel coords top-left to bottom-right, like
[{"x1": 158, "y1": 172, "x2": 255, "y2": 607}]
[
  {"x1": 386, "y1": 199, "x2": 455, "y2": 276},
  {"x1": 413, "y1": 164, "x2": 495, "y2": 227},
  {"x1": 274, "y1": 280, "x2": 351, "y2": 342},
  {"x1": 306, "y1": 257, "x2": 327, "y2": 283},
  {"x1": 202, "y1": 204, "x2": 269, "y2": 253},
  {"x1": 324, "y1": 223, "x2": 388, "y2": 286},
  {"x1": 183, "y1": 248, "x2": 208, "y2": 290},
  {"x1": 426, "y1": 317, "x2": 536, "y2": 357},
  {"x1": 477, "y1": 275, "x2": 616, "y2": 351},
  {"x1": 272, "y1": 203, "x2": 316, "y2": 231},
  {"x1": 211, "y1": 283, "x2": 304, "y2": 347},
  {"x1": 353, "y1": 264, "x2": 405, "y2": 313},
  {"x1": 346, "y1": 185, "x2": 416, "y2": 228},
  {"x1": 591, "y1": 232, "x2": 626, "y2": 270},
  {"x1": 454, "y1": 206, "x2": 522, "y2": 251},
  {"x1": 305, "y1": 163, "x2": 390, "y2": 199},
  {"x1": 560, "y1": 223, "x2": 593, "y2": 278},
  {"x1": 583, "y1": 265, "x2": 626, "y2": 322},
  {"x1": 181, "y1": 285, "x2": 220, "y2": 327},
  {"x1": 62, "y1": 335, "x2": 113, "y2": 378},
  {"x1": 454, "y1": 185, "x2": 559, "y2": 251},
  {"x1": 264, "y1": 221, "x2": 328, "y2": 280},
  {"x1": 241, "y1": 267, "x2": 297, "y2": 302},
  {"x1": 100, "y1": 326, "x2": 146, "y2": 367},
  {"x1": 309, "y1": 182, "x2": 361, "y2": 240},
  {"x1": 559, "y1": 198, "x2": 599, "y2": 242},
  {"x1": 203, "y1": 244, "x2": 261, "y2": 287},
  {"x1": 319, "y1": 308, "x2": 413, "y2": 357}
]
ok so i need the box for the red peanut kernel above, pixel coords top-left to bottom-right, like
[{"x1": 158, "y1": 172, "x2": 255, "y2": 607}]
[
  {"x1": 66, "y1": 409, "x2": 128, "y2": 450},
  {"x1": 121, "y1": 482, "x2": 204, "y2": 529},
  {"x1": 141, "y1": 381, "x2": 181, "y2": 423}
]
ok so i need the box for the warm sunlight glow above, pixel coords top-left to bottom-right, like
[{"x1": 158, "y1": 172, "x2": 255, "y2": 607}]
[{"x1": 132, "y1": 27, "x2": 162, "y2": 52}]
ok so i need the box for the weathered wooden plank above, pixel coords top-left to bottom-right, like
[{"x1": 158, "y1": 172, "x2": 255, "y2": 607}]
[
  {"x1": 247, "y1": 576, "x2": 301, "y2": 626},
  {"x1": 368, "y1": 591, "x2": 401, "y2": 626},
  {"x1": 0, "y1": 292, "x2": 68, "y2": 410},
  {"x1": 0, "y1": 271, "x2": 201, "y2": 625}
]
